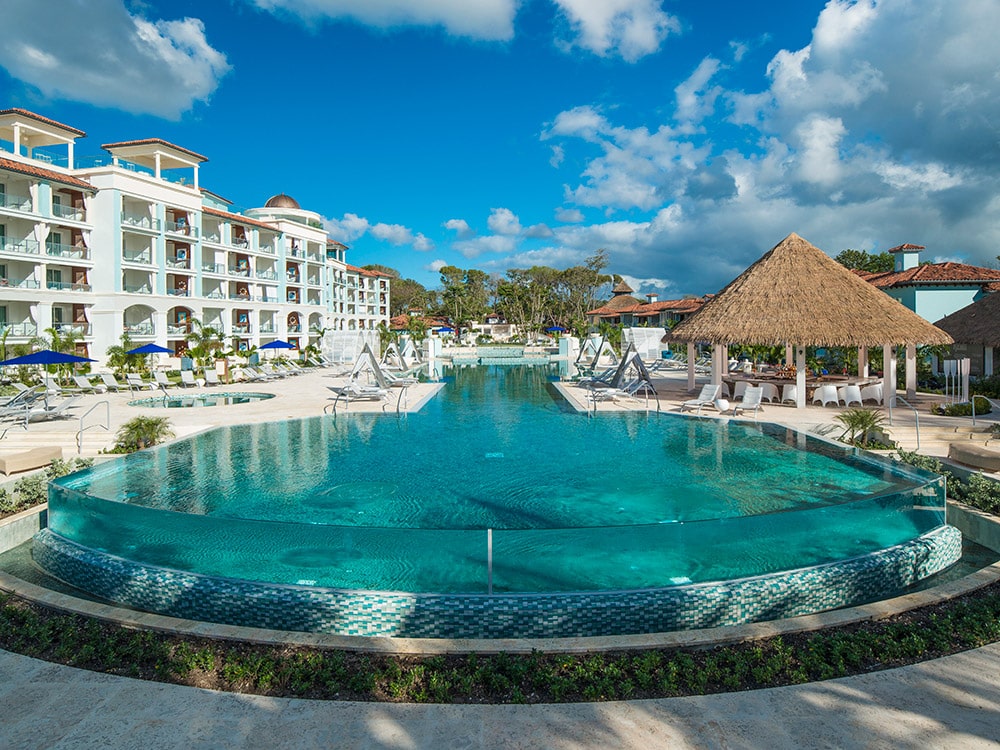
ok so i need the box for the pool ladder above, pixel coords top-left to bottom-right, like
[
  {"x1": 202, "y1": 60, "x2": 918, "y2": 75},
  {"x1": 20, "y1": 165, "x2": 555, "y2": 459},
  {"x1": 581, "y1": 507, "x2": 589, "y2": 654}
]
[{"x1": 76, "y1": 400, "x2": 110, "y2": 454}]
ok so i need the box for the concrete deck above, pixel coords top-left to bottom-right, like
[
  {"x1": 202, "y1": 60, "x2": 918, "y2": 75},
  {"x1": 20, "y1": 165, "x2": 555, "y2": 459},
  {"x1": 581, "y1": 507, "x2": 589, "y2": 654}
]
[{"x1": 2, "y1": 643, "x2": 999, "y2": 748}]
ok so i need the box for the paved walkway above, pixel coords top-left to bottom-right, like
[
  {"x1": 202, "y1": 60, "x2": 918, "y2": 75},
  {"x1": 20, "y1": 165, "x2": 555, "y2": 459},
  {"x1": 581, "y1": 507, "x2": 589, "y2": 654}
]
[{"x1": 2, "y1": 644, "x2": 999, "y2": 749}]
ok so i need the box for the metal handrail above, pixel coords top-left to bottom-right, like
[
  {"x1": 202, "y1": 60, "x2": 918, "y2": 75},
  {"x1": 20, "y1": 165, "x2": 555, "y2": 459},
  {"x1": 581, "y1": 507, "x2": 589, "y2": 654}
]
[
  {"x1": 971, "y1": 395, "x2": 1000, "y2": 427},
  {"x1": 76, "y1": 400, "x2": 110, "y2": 454},
  {"x1": 888, "y1": 395, "x2": 920, "y2": 452}
]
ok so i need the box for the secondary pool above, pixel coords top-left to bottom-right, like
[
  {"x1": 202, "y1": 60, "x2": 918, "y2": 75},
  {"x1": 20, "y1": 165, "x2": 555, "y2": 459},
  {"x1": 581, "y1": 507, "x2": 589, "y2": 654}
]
[
  {"x1": 127, "y1": 391, "x2": 275, "y2": 408},
  {"x1": 35, "y1": 365, "x2": 960, "y2": 638}
]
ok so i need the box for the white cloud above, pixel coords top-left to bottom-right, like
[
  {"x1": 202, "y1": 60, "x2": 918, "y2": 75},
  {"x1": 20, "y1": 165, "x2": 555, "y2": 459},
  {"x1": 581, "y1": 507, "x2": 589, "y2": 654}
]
[
  {"x1": 555, "y1": 207, "x2": 585, "y2": 223},
  {"x1": 247, "y1": 0, "x2": 519, "y2": 41},
  {"x1": 524, "y1": 223, "x2": 554, "y2": 238},
  {"x1": 487, "y1": 207, "x2": 522, "y2": 235},
  {"x1": 0, "y1": 0, "x2": 229, "y2": 119},
  {"x1": 793, "y1": 114, "x2": 846, "y2": 186},
  {"x1": 549, "y1": 144, "x2": 565, "y2": 168},
  {"x1": 371, "y1": 222, "x2": 417, "y2": 245},
  {"x1": 674, "y1": 57, "x2": 722, "y2": 129},
  {"x1": 426, "y1": 259, "x2": 448, "y2": 273},
  {"x1": 323, "y1": 213, "x2": 370, "y2": 241},
  {"x1": 552, "y1": 0, "x2": 681, "y2": 62},
  {"x1": 453, "y1": 234, "x2": 518, "y2": 259},
  {"x1": 443, "y1": 218, "x2": 474, "y2": 239},
  {"x1": 412, "y1": 233, "x2": 435, "y2": 251}
]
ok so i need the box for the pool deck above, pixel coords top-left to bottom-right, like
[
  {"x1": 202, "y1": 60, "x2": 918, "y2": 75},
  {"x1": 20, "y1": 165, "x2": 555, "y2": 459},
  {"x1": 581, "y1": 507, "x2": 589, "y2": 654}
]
[
  {"x1": 2, "y1": 643, "x2": 999, "y2": 749},
  {"x1": 3, "y1": 363, "x2": 1000, "y2": 747}
]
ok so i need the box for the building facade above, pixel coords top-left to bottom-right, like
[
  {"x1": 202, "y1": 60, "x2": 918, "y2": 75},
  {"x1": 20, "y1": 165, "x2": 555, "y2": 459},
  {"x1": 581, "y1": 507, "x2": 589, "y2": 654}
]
[{"x1": 0, "y1": 108, "x2": 389, "y2": 365}]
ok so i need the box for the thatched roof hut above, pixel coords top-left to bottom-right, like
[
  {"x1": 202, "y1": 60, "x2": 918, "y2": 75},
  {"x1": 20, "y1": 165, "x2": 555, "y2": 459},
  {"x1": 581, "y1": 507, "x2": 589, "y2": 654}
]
[
  {"x1": 666, "y1": 233, "x2": 953, "y2": 347},
  {"x1": 935, "y1": 292, "x2": 1000, "y2": 347}
]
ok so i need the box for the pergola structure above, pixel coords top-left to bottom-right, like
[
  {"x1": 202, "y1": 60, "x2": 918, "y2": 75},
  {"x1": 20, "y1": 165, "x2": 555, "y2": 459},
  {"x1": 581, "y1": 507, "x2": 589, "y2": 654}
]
[{"x1": 665, "y1": 233, "x2": 953, "y2": 408}]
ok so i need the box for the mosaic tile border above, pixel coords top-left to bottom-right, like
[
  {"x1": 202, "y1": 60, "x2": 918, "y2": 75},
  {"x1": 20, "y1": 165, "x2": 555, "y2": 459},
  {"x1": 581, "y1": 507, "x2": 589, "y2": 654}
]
[{"x1": 32, "y1": 525, "x2": 961, "y2": 639}]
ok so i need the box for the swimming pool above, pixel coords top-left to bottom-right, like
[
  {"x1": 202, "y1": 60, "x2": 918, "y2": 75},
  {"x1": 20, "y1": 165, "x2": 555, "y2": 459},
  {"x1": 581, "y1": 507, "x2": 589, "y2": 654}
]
[
  {"x1": 35, "y1": 365, "x2": 960, "y2": 638},
  {"x1": 127, "y1": 392, "x2": 275, "y2": 408}
]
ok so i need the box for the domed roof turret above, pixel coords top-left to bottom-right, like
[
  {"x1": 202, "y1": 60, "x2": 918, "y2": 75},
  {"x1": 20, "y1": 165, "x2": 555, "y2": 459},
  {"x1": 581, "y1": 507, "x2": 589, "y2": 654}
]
[{"x1": 264, "y1": 193, "x2": 300, "y2": 209}]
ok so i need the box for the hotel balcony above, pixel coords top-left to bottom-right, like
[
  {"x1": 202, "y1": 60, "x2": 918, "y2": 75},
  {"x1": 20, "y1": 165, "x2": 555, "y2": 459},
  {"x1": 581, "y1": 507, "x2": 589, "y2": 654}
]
[
  {"x1": 0, "y1": 322, "x2": 38, "y2": 337},
  {"x1": 0, "y1": 276, "x2": 40, "y2": 289},
  {"x1": 122, "y1": 249, "x2": 152, "y2": 265},
  {"x1": 47, "y1": 280, "x2": 92, "y2": 292},
  {"x1": 202, "y1": 263, "x2": 226, "y2": 275},
  {"x1": 121, "y1": 214, "x2": 161, "y2": 232},
  {"x1": 51, "y1": 202, "x2": 85, "y2": 222},
  {"x1": 0, "y1": 192, "x2": 32, "y2": 213},
  {"x1": 1, "y1": 238, "x2": 41, "y2": 257},
  {"x1": 164, "y1": 219, "x2": 199, "y2": 238},
  {"x1": 124, "y1": 322, "x2": 155, "y2": 335},
  {"x1": 45, "y1": 241, "x2": 91, "y2": 261},
  {"x1": 52, "y1": 322, "x2": 91, "y2": 336}
]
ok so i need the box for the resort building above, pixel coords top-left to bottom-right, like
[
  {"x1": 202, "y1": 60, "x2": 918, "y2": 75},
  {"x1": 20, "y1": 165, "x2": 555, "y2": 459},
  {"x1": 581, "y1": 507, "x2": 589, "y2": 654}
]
[
  {"x1": 586, "y1": 281, "x2": 706, "y2": 328},
  {"x1": 858, "y1": 243, "x2": 1000, "y2": 324},
  {"x1": 0, "y1": 108, "x2": 389, "y2": 364}
]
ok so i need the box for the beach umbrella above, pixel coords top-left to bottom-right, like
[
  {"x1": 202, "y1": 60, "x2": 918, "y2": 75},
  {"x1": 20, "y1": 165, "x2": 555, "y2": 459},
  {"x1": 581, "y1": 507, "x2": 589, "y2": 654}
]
[
  {"x1": 259, "y1": 340, "x2": 296, "y2": 350},
  {"x1": 126, "y1": 343, "x2": 173, "y2": 355},
  {"x1": 0, "y1": 350, "x2": 95, "y2": 401},
  {"x1": 546, "y1": 326, "x2": 567, "y2": 333},
  {"x1": 435, "y1": 327, "x2": 454, "y2": 334}
]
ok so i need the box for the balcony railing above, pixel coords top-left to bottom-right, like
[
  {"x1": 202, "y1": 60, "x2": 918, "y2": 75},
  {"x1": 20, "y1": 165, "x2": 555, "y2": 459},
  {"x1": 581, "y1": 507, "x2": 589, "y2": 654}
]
[
  {"x1": 166, "y1": 258, "x2": 191, "y2": 269},
  {"x1": 258, "y1": 244, "x2": 275, "y2": 255},
  {"x1": 1, "y1": 238, "x2": 40, "y2": 256},
  {"x1": 47, "y1": 281, "x2": 92, "y2": 292},
  {"x1": 204, "y1": 290, "x2": 225, "y2": 299},
  {"x1": 0, "y1": 193, "x2": 32, "y2": 212},
  {"x1": 0, "y1": 322, "x2": 37, "y2": 337},
  {"x1": 287, "y1": 324, "x2": 302, "y2": 333},
  {"x1": 259, "y1": 296, "x2": 278, "y2": 303},
  {"x1": 164, "y1": 220, "x2": 198, "y2": 237},
  {"x1": 122, "y1": 251, "x2": 152, "y2": 264},
  {"x1": 229, "y1": 293, "x2": 252, "y2": 301},
  {"x1": 52, "y1": 322, "x2": 91, "y2": 335},
  {"x1": 286, "y1": 275, "x2": 300, "y2": 284},
  {"x1": 167, "y1": 289, "x2": 190, "y2": 297},
  {"x1": 307, "y1": 277, "x2": 320, "y2": 286},
  {"x1": 258, "y1": 323, "x2": 276, "y2": 334},
  {"x1": 228, "y1": 267, "x2": 251, "y2": 277},
  {"x1": 51, "y1": 203, "x2": 85, "y2": 221},
  {"x1": 46, "y1": 242, "x2": 91, "y2": 260},
  {"x1": 202, "y1": 263, "x2": 227, "y2": 275},
  {"x1": 203, "y1": 232, "x2": 221, "y2": 243},
  {"x1": 166, "y1": 324, "x2": 190, "y2": 336},
  {"x1": 123, "y1": 284, "x2": 152, "y2": 294},
  {"x1": 255, "y1": 269, "x2": 277, "y2": 280},
  {"x1": 122, "y1": 215, "x2": 161, "y2": 231},
  {"x1": 230, "y1": 237, "x2": 249, "y2": 248},
  {"x1": 0, "y1": 277, "x2": 40, "y2": 289},
  {"x1": 232, "y1": 324, "x2": 252, "y2": 334},
  {"x1": 124, "y1": 322, "x2": 155, "y2": 335}
]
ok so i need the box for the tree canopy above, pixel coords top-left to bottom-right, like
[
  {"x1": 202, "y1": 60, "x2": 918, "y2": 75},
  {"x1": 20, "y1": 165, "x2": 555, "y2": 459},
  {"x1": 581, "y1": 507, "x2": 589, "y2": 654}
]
[{"x1": 834, "y1": 249, "x2": 894, "y2": 273}]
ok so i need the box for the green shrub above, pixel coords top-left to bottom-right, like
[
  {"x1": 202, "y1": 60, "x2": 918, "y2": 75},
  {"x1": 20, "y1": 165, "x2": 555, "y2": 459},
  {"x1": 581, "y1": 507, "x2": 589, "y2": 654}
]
[
  {"x1": 108, "y1": 416, "x2": 175, "y2": 453},
  {"x1": 895, "y1": 449, "x2": 1000, "y2": 515},
  {"x1": 834, "y1": 408, "x2": 889, "y2": 448},
  {"x1": 1, "y1": 457, "x2": 93, "y2": 516},
  {"x1": 933, "y1": 396, "x2": 992, "y2": 417},
  {"x1": 972, "y1": 374, "x2": 1000, "y2": 399}
]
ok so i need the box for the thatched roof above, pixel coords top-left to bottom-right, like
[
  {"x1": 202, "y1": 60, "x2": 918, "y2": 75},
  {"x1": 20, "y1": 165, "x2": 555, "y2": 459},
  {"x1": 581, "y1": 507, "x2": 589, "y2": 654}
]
[
  {"x1": 935, "y1": 292, "x2": 1000, "y2": 347},
  {"x1": 666, "y1": 233, "x2": 953, "y2": 347}
]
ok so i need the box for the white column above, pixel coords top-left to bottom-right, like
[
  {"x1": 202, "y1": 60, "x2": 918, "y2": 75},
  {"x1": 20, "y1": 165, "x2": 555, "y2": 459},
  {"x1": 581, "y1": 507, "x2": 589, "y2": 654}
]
[
  {"x1": 712, "y1": 342, "x2": 725, "y2": 386},
  {"x1": 154, "y1": 309, "x2": 168, "y2": 343},
  {"x1": 687, "y1": 341, "x2": 696, "y2": 391},
  {"x1": 67, "y1": 141, "x2": 75, "y2": 170},
  {"x1": 785, "y1": 343, "x2": 794, "y2": 367},
  {"x1": 883, "y1": 344, "x2": 897, "y2": 407},
  {"x1": 795, "y1": 345, "x2": 806, "y2": 409},
  {"x1": 12, "y1": 124, "x2": 20, "y2": 156},
  {"x1": 193, "y1": 165, "x2": 199, "y2": 190},
  {"x1": 154, "y1": 153, "x2": 161, "y2": 180},
  {"x1": 858, "y1": 347, "x2": 869, "y2": 378},
  {"x1": 905, "y1": 342, "x2": 917, "y2": 399}
]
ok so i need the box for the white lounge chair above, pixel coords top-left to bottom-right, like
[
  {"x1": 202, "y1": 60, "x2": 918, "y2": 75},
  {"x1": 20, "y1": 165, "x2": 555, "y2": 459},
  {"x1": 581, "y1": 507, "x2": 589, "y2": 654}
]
[
  {"x1": 126, "y1": 374, "x2": 157, "y2": 392},
  {"x1": 27, "y1": 396, "x2": 82, "y2": 423},
  {"x1": 99, "y1": 372, "x2": 126, "y2": 392},
  {"x1": 680, "y1": 384, "x2": 721, "y2": 414},
  {"x1": 733, "y1": 386, "x2": 764, "y2": 419},
  {"x1": 179, "y1": 370, "x2": 198, "y2": 388},
  {"x1": 154, "y1": 371, "x2": 175, "y2": 390},
  {"x1": 203, "y1": 370, "x2": 222, "y2": 386},
  {"x1": 72, "y1": 375, "x2": 106, "y2": 394}
]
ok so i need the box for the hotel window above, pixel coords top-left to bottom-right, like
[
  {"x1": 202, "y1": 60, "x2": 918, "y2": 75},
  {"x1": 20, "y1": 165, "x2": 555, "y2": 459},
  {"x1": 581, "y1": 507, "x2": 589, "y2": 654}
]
[{"x1": 46, "y1": 268, "x2": 62, "y2": 288}]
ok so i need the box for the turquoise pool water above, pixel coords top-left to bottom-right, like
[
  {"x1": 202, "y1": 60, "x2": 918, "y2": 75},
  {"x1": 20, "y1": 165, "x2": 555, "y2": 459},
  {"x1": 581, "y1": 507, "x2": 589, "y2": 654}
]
[
  {"x1": 127, "y1": 391, "x2": 274, "y2": 408},
  {"x1": 43, "y1": 365, "x2": 947, "y2": 596}
]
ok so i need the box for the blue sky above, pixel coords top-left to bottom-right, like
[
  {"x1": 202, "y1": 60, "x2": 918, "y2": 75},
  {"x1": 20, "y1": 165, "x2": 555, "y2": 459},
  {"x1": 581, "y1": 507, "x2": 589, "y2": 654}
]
[{"x1": 3, "y1": 0, "x2": 1000, "y2": 299}]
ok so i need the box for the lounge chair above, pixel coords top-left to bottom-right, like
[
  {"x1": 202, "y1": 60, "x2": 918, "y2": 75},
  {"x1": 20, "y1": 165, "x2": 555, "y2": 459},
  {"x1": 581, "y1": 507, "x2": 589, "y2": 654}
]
[
  {"x1": 126, "y1": 374, "x2": 157, "y2": 392},
  {"x1": 733, "y1": 386, "x2": 764, "y2": 419},
  {"x1": 331, "y1": 383, "x2": 388, "y2": 402},
  {"x1": 73, "y1": 374, "x2": 106, "y2": 394},
  {"x1": 154, "y1": 371, "x2": 175, "y2": 390},
  {"x1": 589, "y1": 378, "x2": 656, "y2": 403},
  {"x1": 99, "y1": 372, "x2": 126, "y2": 392},
  {"x1": 179, "y1": 370, "x2": 198, "y2": 388},
  {"x1": 680, "y1": 384, "x2": 721, "y2": 414},
  {"x1": 242, "y1": 366, "x2": 275, "y2": 381},
  {"x1": 0, "y1": 388, "x2": 46, "y2": 435},
  {"x1": 203, "y1": 370, "x2": 222, "y2": 386},
  {"x1": 258, "y1": 364, "x2": 287, "y2": 379},
  {"x1": 27, "y1": 396, "x2": 82, "y2": 423}
]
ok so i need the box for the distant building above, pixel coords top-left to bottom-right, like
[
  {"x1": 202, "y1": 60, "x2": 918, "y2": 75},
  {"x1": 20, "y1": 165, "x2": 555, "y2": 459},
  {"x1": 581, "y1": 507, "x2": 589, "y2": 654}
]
[
  {"x1": 0, "y1": 107, "x2": 388, "y2": 364},
  {"x1": 586, "y1": 281, "x2": 706, "y2": 328}
]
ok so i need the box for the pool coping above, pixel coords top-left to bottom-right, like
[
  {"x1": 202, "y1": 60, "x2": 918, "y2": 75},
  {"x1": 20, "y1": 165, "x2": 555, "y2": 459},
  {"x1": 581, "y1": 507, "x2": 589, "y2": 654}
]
[{"x1": 2, "y1": 503, "x2": 999, "y2": 654}]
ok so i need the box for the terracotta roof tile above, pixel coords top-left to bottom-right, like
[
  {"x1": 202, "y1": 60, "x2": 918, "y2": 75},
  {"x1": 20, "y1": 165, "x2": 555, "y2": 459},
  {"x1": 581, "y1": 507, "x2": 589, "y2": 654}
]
[
  {"x1": 101, "y1": 138, "x2": 208, "y2": 162},
  {"x1": 0, "y1": 156, "x2": 94, "y2": 191},
  {"x1": 864, "y1": 262, "x2": 1000, "y2": 288},
  {"x1": 0, "y1": 108, "x2": 86, "y2": 137},
  {"x1": 202, "y1": 206, "x2": 277, "y2": 232},
  {"x1": 887, "y1": 243, "x2": 925, "y2": 253}
]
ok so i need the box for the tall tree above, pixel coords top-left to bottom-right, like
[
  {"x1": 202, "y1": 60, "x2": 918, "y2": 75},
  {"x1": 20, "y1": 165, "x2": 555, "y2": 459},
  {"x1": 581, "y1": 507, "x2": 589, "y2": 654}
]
[
  {"x1": 389, "y1": 277, "x2": 430, "y2": 316},
  {"x1": 439, "y1": 265, "x2": 490, "y2": 339},
  {"x1": 834, "y1": 249, "x2": 894, "y2": 273}
]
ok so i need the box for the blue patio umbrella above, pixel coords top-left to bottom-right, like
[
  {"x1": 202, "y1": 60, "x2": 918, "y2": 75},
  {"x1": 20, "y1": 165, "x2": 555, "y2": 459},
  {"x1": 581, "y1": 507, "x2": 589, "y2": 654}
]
[
  {"x1": 126, "y1": 343, "x2": 173, "y2": 355},
  {"x1": 259, "y1": 340, "x2": 296, "y2": 350},
  {"x1": 435, "y1": 326, "x2": 454, "y2": 334},
  {"x1": 546, "y1": 326, "x2": 567, "y2": 333},
  {"x1": 0, "y1": 350, "x2": 96, "y2": 400}
]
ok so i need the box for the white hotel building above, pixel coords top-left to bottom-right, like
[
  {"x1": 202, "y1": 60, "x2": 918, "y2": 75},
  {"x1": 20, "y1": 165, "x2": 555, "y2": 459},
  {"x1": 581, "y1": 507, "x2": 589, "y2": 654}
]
[{"x1": 0, "y1": 108, "x2": 390, "y2": 365}]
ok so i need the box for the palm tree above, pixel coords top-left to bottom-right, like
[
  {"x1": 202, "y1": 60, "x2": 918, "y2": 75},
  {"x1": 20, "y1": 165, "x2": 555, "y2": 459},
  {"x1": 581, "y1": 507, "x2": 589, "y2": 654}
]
[
  {"x1": 44, "y1": 326, "x2": 83, "y2": 384},
  {"x1": 113, "y1": 416, "x2": 175, "y2": 452},
  {"x1": 184, "y1": 318, "x2": 225, "y2": 367}
]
